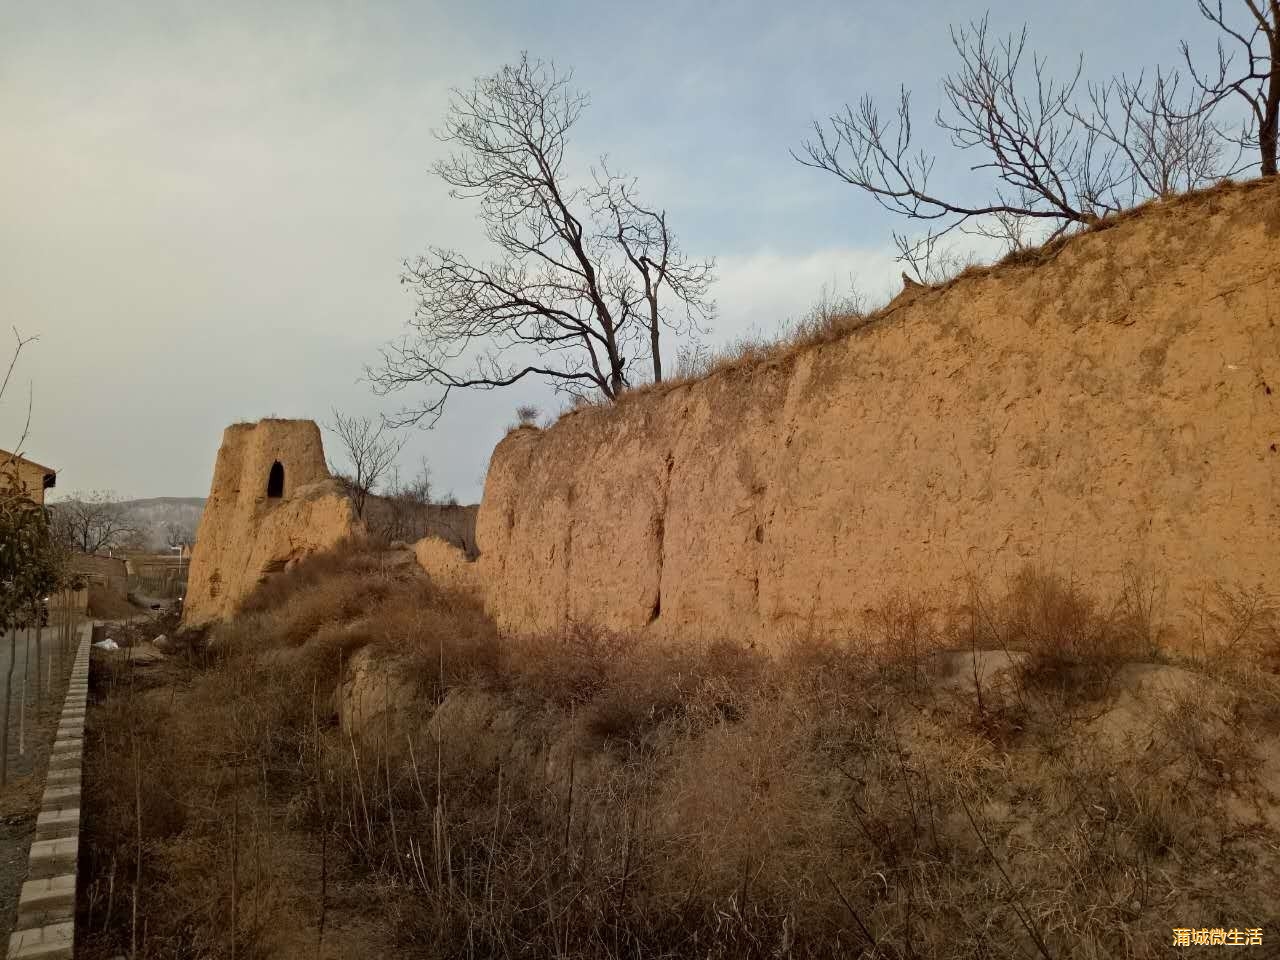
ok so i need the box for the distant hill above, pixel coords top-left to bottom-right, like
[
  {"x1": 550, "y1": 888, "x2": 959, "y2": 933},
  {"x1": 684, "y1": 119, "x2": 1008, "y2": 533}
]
[{"x1": 119, "y1": 497, "x2": 206, "y2": 550}]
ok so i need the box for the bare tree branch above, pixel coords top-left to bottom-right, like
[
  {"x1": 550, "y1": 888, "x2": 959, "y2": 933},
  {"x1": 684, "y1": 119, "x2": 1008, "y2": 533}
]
[
  {"x1": 589, "y1": 164, "x2": 715, "y2": 382},
  {"x1": 49, "y1": 491, "x2": 138, "y2": 555},
  {"x1": 163, "y1": 521, "x2": 196, "y2": 550},
  {"x1": 795, "y1": 14, "x2": 1254, "y2": 278},
  {"x1": 369, "y1": 54, "x2": 714, "y2": 424},
  {"x1": 324, "y1": 410, "x2": 408, "y2": 519},
  {"x1": 1072, "y1": 69, "x2": 1242, "y2": 199},
  {"x1": 1181, "y1": 0, "x2": 1280, "y2": 175}
]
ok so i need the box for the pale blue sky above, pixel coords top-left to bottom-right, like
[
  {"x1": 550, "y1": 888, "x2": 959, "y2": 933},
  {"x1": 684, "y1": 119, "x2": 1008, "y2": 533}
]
[{"x1": 0, "y1": 1, "x2": 1240, "y2": 501}]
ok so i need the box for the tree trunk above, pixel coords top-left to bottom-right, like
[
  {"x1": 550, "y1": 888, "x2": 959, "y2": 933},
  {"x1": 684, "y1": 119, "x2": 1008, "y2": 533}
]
[
  {"x1": 34, "y1": 616, "x2": 42, "y2": 714},
  {"x1": 1266, "y1": 11, "x2": 1280, "y2": 177},
  {"x1": 19, "y1": 627, "x2": 27, "y2": 758},
  {"x1": 1262, "y1": 107, "x2": 1278, "y2": 177},
  {"x1": 650, "y1": 316, "x2": 663, "y2": 384},
  {"x1": 1, "y1": 630, "x2": 14, "y2": 787}
]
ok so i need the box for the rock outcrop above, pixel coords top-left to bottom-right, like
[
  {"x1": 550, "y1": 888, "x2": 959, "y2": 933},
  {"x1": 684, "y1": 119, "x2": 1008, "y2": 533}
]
[
  {"x1": 183, "y1": 419, "x2": 361, "y2": 624},
  {"x1": 476, "y1": 180, "x2": 1280, "y2": 645}
]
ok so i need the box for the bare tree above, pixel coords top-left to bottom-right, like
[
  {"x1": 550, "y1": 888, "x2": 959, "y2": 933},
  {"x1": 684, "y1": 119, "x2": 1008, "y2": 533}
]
[
  {"x1": 370, "y1": 54, "x2": 715, "y2": 424},
  {"x1": 49, "y1": 491, "x2": 137, "y2": 555},
  {"x1": 1076, "y1": 69, "x2": 1238, "y2": 198},
  {"x1": 795, "y1": 16, "x2": 1235, "y2": 276},
  {"x1": 163, "y1": 521, "x2": 196, "y2": 550},
  {"x1": 325, "y1": 410, "x2": 407, "y2": 518},
  {"x1": 0, "y1": 329, "x2": 64, "y2": 636},
  {"x1": 367, "y1": 458, "x2": 441, "y2": 544},
  {"x1": 590, "y1": 167, "x2": 715, "y2": 383},
  {"x1": 0, "y1": 328, "x2": 37, "y2": 467},
  {"x1": 1182, "y1": 0, "x2": 1280, "y2": 176}
]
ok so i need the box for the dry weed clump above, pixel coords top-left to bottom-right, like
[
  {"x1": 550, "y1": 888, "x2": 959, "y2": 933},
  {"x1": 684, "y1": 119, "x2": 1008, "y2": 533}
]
[
  {"x1": 76, "y1": 546, "x2": 1280, "y2": 960},
  {"x1": 954, "y1": 566, "x2": 1171, "y2": 709},
  {"x1": 661, "y1": 286, "x2": 879, "y2": 391}
]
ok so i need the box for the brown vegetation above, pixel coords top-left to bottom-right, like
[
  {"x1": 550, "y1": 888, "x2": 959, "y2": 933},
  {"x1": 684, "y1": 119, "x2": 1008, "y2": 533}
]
[
  {"x1": 76, "y1": 543, "x2": 1280, "y2": 959},
  {"x1": 85, "y1": 587, "x2": 145, "y2": 621},
  {"x1": 618, "y1": 176, "x2": 1272, "y2": 408}
]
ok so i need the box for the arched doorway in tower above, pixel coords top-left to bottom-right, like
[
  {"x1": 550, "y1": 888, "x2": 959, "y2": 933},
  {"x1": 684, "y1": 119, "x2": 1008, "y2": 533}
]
[{"x1": 267, "y1": 461, "x2": 284, "y2": 498}]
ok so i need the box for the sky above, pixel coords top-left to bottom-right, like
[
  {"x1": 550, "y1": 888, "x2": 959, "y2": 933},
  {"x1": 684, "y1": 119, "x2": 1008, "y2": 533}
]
[{"x1": 1, "y1": 0, "x2": 1228, "y2": 503}]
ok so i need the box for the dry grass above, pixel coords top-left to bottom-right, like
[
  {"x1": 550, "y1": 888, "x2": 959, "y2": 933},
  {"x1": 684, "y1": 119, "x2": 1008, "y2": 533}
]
[
  {"x1": 543, "y1": 176, "x2": 1280, "y2": 428},
  {"x1": 76, "y1": 544, "x2": 1280, "y2": 959},
  {"x1": 652, "y1": 286, "x2": 880, "y2": 394},
  {"x1": 86, "y1": 587, "x2": 144, "y2": 620}
]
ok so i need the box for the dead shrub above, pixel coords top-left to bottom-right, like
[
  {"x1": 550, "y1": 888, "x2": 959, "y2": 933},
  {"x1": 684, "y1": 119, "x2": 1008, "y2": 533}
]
[
  {"x1": 76, "y1": 549, "x2": 1280, "y2": 960},
  {"x1": 984, "y1": 567, "x2": 1157, "y2": 700},
  {"x1": 387, "y1": 581, "x2": 504, "y2": 698},
  {"x1": 1195, "y1": 581, "x2": 1280, "y2": 666},
  {"x1": 236, "y1": 538, "x2": 384, "y2": 615},
  {"x1": 498, "y1": 625, "x2": 640, "y2": 707}
]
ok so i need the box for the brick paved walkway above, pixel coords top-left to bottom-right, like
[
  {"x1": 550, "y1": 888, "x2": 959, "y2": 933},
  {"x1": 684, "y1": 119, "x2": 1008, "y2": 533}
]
[{"x1": 2, "y1": 624, "x2": 89, "y2": 959}]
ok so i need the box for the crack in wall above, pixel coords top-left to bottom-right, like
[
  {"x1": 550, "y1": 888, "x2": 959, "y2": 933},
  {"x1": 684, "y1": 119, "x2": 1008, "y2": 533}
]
[
  {"x1": 563, "y1": 483, "x2": 576, "y2": 625},
  {"x1": 650, "y1": 452, "x2": 675, "y2": 624}
]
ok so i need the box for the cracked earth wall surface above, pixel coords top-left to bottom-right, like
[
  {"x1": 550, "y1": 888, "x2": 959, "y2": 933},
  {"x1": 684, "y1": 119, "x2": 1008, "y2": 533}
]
[
  {"x1": 184, "y1": 419, "x2": 360, "y2": 625},
  {"x1": 477, "y1": 181, "x2": 1280, "y2": 644}
]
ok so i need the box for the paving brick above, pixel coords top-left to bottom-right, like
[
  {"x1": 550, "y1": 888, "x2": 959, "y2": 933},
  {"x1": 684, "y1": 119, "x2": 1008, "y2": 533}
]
[
  {"x1": 40, "y1": 785, "x2": 80, "y2": 807},
  {"x1": 15, "y1": 874, "x2": 75, "y2": 928},
  {"x1": 38, "y1": 792, "x2": 76, "y2": 814},
  {"x1": 47, "y1": 753, "x2": 79, "y2": 771},
  {"x1": 27, "y1": 837, "x2": 77, "y2": 873},
  {"x1": 7, "y1": 919, "x2": 73, "y2": 958},
  {"x1": 34, "y1": 808, "x2": 79, "y2": 842},
  {"x1": 44, "y1": 768, "x2": 80, "y2": 788}
]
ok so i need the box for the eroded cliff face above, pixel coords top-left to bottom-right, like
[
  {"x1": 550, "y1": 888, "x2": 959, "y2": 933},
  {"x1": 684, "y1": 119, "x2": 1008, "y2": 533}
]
[
  {"x1": 183, "y1": 419, "x2": 361, "y2": 625},
  {"x1": 477, "y1": 181, "x2": 1280, "y2": 644}
]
